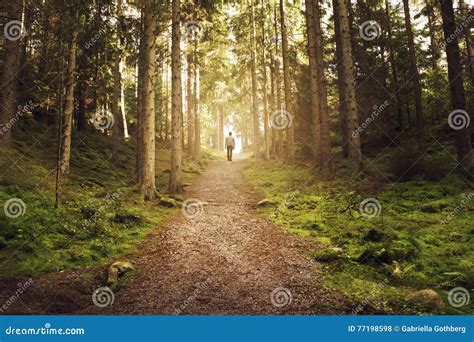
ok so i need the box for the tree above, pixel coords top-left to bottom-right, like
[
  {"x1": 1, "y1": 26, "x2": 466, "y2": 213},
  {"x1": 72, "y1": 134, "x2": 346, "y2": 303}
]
[
  {"x1": 138, "y1": 0, "x2": 157, "y2": 200},
  {"x1": 310, "y1": 0, "x2": 331, "y2": 166},
  {"x1": 279, "y1": 0, "x2": 294, "y2": 161},
  {"x1": 402, "y1": 0, "x2": 427, "y2": 148},
  {"x1": 250, "y1": 0, "x2": 260, "y2": 159},
  {"x1": 59, "y1": 28, "x2": 78, "y2": 174},
  {"x1": 170, "y1": 0, "x2": 183, "y2": 193},
  {"x1": 0, "y1": 0, "x2": 24, "y2": 143},
  {"x1": 337, "y1": 0, "x2": 361, "y2": 171},
  {"x1": 260, "y1": 0, "x2": 270, "y2": 161},
  {"x1": 439, "y1": 0, "x2": 473, "y2": 176},
  {"x1": 187, "y1": 51, "x2": 195, "y2": 155},
  {"x1": 459, "y1": 0, "x2": 474, "y2": 84}
]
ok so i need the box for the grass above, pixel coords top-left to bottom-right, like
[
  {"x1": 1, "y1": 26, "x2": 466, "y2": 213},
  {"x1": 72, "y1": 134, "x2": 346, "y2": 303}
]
[
  {"x1": 243, "y1": 148, "x2": 474, "y2": 315},
  {"x1": 0, "y1": 119, "x2": 213, "y2": 277}
]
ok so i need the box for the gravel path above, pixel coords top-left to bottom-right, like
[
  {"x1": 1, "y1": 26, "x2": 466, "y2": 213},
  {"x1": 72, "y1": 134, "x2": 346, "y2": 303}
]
[{"x1": 0, "y1": 155, "x2": 347, "y2": 315}]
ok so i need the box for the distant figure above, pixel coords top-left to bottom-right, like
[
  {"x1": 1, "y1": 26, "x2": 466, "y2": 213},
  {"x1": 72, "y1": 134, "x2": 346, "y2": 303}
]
[{"x1": 225, "y1": 132, "x2": 235, "y2": 161}]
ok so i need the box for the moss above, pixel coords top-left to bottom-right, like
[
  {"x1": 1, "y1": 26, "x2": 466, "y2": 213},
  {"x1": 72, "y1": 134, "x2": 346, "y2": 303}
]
[{"x1": 244, "y1": 155, "x2": 474, "y2": 315}]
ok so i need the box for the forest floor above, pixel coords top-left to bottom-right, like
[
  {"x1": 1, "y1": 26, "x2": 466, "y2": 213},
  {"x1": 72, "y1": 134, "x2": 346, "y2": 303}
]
[{"x1": 0, "y1": 153, "x2": 348, "y2": 314}]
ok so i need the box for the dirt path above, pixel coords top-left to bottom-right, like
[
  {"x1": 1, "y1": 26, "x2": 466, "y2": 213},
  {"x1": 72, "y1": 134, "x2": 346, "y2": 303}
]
[{"x1": 0, "y1": 155, "x2": 347, "y2": 315}]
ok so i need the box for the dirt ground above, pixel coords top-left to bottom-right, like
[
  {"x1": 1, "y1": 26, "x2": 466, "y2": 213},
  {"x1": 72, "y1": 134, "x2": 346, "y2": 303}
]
[{"x1": 0, "y1": 155, "x2": 347, "y2": 315}]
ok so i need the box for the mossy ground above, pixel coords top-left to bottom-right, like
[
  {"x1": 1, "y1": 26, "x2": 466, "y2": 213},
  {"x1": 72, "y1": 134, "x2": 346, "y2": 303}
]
[
  {"x1": 0, "y1": 120, "x2": 213, "y2": 277},
  {"x1": 244, "y1": 151, "x2": 473, "y2": 315}
]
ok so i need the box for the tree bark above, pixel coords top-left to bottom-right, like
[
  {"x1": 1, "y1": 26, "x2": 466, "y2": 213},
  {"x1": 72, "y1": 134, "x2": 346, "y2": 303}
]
[
  {"x1": 186, "y1": 52, "x2": 195, "y2": 155},
  {"x1": 138, "y1": 0, "x2": 157, "y2": 200},
  {"x1": 170, "y1": 0, "x2": 183, "y2": 193},
  {"x1": 250, "y1": 0, "x2": 260, "y2": 159},
  {"x1": 273, "y1": 4, "x2": 284, "y2": 159},
  {"x1": 59, "y1": 29, "x2": 78, "y2": 174},
  {"x1": 0, "y1": 0, "x2": 23, "y2": 143},
  {"x1": 440, "y1": 0, "x2": 473, "y2": 176},
  {"x1": 403, "y1": 0, "x2": 427, "y2": 148},
  {"x1": 309, "y1": 0, "x2": 331, "y2": 166},
  {"x1": 337, "y1": 0, "x2": 362, "y2": 171},
  {"x1": 193, "y1": 53, "x2": 201, "y2": 159},
  {"x1": 261, "y1": 0, "x2": 270, "y2": 160},
  {"x1": 280, "y1": 0, "x2": 295, "y2": 161},
  {"x1": 305, "y1": 0, "x2": 322, "y2": 163},
  {"x1": 385, "y1": 0, "x2": 403, "y2": 130},
  {"x1": 459, "y1": 0, "x2": 474, "y2": 84}
]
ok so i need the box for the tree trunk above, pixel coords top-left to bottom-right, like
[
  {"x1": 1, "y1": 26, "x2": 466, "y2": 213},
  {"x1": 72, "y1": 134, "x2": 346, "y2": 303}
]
[
  {"x1": 273, "y1": 4, "x2": 284, "y2": 159},
  {"x1": 218, "y1": 105, "x2": 224, "y2": 151},
  {"x1": 193, "y1": 55, "x2": 201, "y2": 159},
  {"x1": 310, "y1": 0, "x2": 331, "y2": 166},
  {"x1": 77, "y1": 53, "x2": 88, "y2": 131},
  {"x1": 261, "y1": 0, "x2": 270, "y2": 160},
  {"x1": 0, "y1": 0, "x2": 23, "y2": 143},
  {"x1": 333, "y1": 0, "x2": 349, "y2": 158},
  {"x1": 459, "y1": 0, "x2": 474, "y2": 84},
  {"x1": 138, "y1": 0, "x2": 157, "y2": 200},
  {"x1": 337, "y1": 0, "x2": 361, "y2": 171},
  {"x1": 403, "y1": 0, "x2": 427, "y2": 148},
  {"x1": 250, "y1": 0, "x2": 260, "y2": 159},
  {"x1": 305, "y1": 0, "x2": 322, "y2": 163},
  {"x1": 440, "y1": 0, "x2": 473, "y2": 176},
  {"x1": 59, "y1": 29, "x2": 78, "y2": 175},
  {"x1": 280, "y1": 0, "x2": 295, "y2": 161},
  {"x1": 186, "y1": 52, "x2": 195, "y2": 155},
  {"x1": 170, "y1": 0, "x2": 183, "y2": 193},
  {"x1": 425, "y1": 0, "x2": 439, "y2": 72},
  {"x1": 385, "y1": 0, "x2": 403, "y2": 130}
]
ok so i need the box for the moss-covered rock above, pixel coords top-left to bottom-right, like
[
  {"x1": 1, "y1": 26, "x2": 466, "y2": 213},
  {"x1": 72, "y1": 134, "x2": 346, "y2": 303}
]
[
  {"x1": 405, "y1": 289, "x2": 444, "y2": 309},
  {"x1": 312, "y1": 247, "x2": 343, "y2": 262},
  {"x1": 107, "y1": 261, "x2": 135, "y2": 285}
]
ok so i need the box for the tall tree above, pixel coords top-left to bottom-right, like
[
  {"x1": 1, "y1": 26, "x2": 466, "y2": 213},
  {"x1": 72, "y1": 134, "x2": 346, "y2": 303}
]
[
  {"x1": 279, "y1": 0, "x2": 295, "y2": 161},
  {"x1": 59, "y1": 27, "x2": 78, "y2": 174},
  {"x1": 0, "y1": 0, "x2": 24, "y2": 143},
  {"x1": 439, "y1": 0, "x2": 473, "y2": 176},
  {"x1": 170, "y1": 0, "x2": 183, "y2": 193},
  {"x1": 138, "y1": 0, "x2": 157, "y2": 200},
  {"x1": 260, "y1": 0, "x2": 270, "y2": 160},
  {"x1": 337, "y1": 0, "x2": 361, "y2": 171},
  {"x1": 403, "y1": 0, "x2": 427, "y2": 148},
  {"x1": 193, "y1": 46, "x2": 201, "y2": 159},
  {"x1": 459, "y1": 0, "x2": 474, "y2": 84},
  {"x1": 312, "y1": 0, "x2": 331, "y2": 166},
  {"x1": 250, "y1": 0, "x2": 260, "y2": 159},
  {"x1": 384, "y1": 0, "x2": 403, "y2": 131},
  {"x1": 187, "y1": 52, "x2": 195, "y2": 155}
]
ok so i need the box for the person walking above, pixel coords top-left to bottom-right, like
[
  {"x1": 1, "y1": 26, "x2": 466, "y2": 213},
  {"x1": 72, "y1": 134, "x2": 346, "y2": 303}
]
[{"x1": 225, "y1": 132, "x2": 235, "y2": 161}]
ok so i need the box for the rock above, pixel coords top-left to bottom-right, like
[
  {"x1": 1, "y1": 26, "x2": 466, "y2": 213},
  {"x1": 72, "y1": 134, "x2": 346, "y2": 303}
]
[
  {"x1": 420, "y1": 204, "x2": 440, "y2": 213},
  {"x1": 363, "y1": 228, "x2": 388, "y2": 242},
  {"x1": 257, "y1": 199, "x2": 275, "y2": 207},
  {"x1": 158, "y1": 197, "x2": 180, "y2": 208},
  {"x1": 114, "y1": 213, "x2": 142, "y2": 225},
  {"x1": 405, "y1": 289, "x2": 444, "y2": 309},
  {"x1": 107, "y1": 261, "x2": 134, "y2": 285},
  {"x1": 312, "y1": 247, "x2": 343, "y2": 262}
]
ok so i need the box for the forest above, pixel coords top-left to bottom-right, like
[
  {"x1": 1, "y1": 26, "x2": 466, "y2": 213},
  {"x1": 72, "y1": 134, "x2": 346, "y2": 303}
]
[{"x1": 0, "y1": 0, "x2": 472, "y2": 315}]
